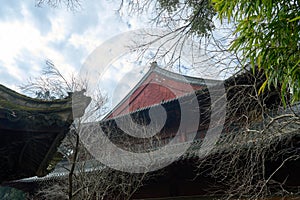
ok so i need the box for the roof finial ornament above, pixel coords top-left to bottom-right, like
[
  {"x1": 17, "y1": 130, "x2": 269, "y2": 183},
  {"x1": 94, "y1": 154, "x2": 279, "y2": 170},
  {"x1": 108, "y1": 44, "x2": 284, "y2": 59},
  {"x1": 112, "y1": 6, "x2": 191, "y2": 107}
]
[{"x1": 150, "y1": 61, "x2": 158, "y2": 69}]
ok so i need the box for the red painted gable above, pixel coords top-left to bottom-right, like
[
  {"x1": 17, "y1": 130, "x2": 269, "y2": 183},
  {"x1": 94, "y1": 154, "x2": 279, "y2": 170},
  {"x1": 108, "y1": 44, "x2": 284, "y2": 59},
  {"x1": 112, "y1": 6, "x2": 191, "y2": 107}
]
[{"x1": 105, "y1": 64, "x2": 205, "y2": 119}]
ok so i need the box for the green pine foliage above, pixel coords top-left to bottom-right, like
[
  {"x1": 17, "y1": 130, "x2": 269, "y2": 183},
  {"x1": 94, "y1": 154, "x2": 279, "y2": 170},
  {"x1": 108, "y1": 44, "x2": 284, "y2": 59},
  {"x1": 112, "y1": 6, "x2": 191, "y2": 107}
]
[{"x1": 158, "y1": 0, "x2": 216, "y2": 37}]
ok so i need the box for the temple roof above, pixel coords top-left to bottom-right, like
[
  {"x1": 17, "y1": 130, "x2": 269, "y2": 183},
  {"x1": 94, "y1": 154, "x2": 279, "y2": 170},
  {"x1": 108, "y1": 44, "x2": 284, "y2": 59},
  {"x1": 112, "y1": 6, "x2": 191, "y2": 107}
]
[
  {"x1": 0, "y1": 84, "x2": 91, "y2": 183},
  {"x1": 104, "y1": 63, "x2": 222, "y2": 119},
  {"x1": 5, "y1": 69, "x2": 298, "y2": 198}
]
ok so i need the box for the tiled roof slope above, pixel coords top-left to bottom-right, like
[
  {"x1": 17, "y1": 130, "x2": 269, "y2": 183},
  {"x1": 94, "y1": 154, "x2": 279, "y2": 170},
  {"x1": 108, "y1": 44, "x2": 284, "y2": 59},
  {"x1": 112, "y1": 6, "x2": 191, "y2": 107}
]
[{"x1": 105, "y1": 63, "x2": 221, "y2": 119}]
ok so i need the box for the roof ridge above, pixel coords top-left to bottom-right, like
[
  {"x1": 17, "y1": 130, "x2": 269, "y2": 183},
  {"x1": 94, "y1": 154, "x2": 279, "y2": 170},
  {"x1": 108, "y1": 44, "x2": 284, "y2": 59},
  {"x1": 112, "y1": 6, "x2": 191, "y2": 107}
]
[{"x1": 103, "y1": 63, "x2": 215, "y2": 120}]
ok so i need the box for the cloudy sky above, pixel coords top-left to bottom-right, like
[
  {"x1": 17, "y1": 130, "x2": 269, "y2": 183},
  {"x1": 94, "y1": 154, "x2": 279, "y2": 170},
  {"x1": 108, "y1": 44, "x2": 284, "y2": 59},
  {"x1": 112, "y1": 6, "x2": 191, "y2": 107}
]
[
  {"x1": 0, "y1": 1, "x2": 234, "y2": 115},
  {"x1": 0, "y1": 0, "x2": 146, "y2": 91}
]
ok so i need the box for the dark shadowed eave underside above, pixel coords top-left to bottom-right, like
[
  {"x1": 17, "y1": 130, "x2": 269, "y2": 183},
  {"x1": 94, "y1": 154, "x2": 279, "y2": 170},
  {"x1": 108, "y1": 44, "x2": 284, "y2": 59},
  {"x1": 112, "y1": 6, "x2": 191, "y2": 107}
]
[{"x1": 0, "y1": 84, "x2": 91, "y2": 183}]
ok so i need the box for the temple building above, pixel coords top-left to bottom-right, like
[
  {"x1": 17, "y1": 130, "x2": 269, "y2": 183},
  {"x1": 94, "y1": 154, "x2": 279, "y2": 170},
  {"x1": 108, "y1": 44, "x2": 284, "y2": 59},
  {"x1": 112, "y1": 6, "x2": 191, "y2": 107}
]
[
  {"x1": 1, "y1": 63, "x2": 299, "y2": 199},
  {"x1": 0, "y1": 84, "x2": 91, "y2": 183},
  {"x1": 99, "y1": 63, "x2": 299, "y2": 199}
]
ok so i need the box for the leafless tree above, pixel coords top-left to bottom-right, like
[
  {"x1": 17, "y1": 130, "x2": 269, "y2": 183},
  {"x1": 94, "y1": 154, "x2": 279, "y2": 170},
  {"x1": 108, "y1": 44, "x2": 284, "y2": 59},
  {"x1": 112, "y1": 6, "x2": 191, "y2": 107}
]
[
  {"x1": 190, "y1": 69, "x2": 300, "y2": 199},
  {"x1": 116, "y1": 1, "x2": 300, "y2": 199},
  {"x1": 22, "y1": 1, "x2": 300, "y2": 197},
  {"x1": 35, "y1": 0, "x2": 81, "y2": 10},
  {"x1": 22, "y1": 61, "x2": 153, "y2": 200},
  {"x1": 118, "y1": 0, "x2": 239, "y2": 78},
  {"x1": 22, "y1": 61, "x2": 300, "y2": 200}
]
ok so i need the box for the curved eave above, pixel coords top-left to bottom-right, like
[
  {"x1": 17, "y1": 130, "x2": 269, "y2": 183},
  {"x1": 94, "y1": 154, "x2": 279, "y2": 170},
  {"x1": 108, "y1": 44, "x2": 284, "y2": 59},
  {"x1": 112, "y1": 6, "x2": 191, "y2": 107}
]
[
  {"x1": 0, "y1": 84, "x2": 72, "y2": 112},
  {"x1": 0, "y1": 84, "x2": 91, "y2": 183}
]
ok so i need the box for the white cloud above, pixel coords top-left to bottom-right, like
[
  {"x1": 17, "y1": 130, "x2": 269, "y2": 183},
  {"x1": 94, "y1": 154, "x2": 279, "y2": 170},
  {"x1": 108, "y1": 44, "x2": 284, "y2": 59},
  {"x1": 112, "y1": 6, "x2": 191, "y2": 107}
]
[
  {"x1": 68, "y1": 30, "x2": 102, "y2": 54},
  {"x1": 46, "y1": 15, "x2": 70, "y2": 43},
  {"x1": 0, "y1": 20, "x2": 41, "y2": 77},
  {"x1": 0, "y1": 2, "x2": 154, "y2": 122},
  {"x1": 0, "y1": 0, "x2": 154, "y2": 90}
]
